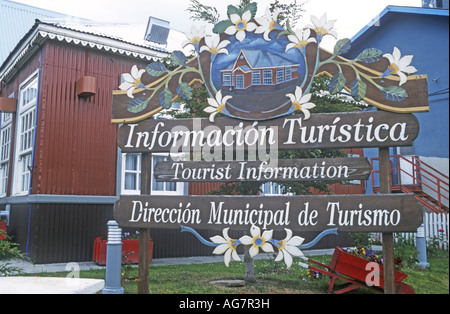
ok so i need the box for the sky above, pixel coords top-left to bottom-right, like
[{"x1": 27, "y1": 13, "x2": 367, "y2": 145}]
[{"x1": 12, "y1": 0, "x2": 422, "y2": 49}]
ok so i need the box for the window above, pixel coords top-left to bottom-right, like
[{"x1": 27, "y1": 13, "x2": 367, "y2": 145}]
[
  {"x1": 276, "y1": 68, "x2": 284, "y2": 84},
  {"x1": 262, "y1": 182, "x2": 286, "y2": 195},
  {"x1": 12, "y1": 72, "x2": 38, "y2": 195},
  {"x1": 236, "y1": 75, "x2": 244, "y2": 89},
  {"x1": 285, "y1": 67, "x2": 292, "y2": 81},
  {"x1": 151, "y1": 155, "x2": 179, "y2": 195},
  {"x1": 120, "y1": 153, "x2": 184, "y2": 196},
  {"x1": 0, "y1": 110, "x2": 12, "y2": 197},
  {"x1": 263, "y1": 70, "x2": 272, "y2": 85},
  {"x1": 222, "y1": 73, "x2": 232, "y2": 86},
  {"x1": 252, "y1": 71, "x2": 261, "y2": 85},
  {"x1": 122, "y1": 153, "x2": 141, "y2": 194}
]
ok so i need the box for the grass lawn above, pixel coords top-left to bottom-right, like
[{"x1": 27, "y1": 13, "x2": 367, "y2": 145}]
[{"x1": 31, "y1": 253, "x2": 449, "y2": 294}]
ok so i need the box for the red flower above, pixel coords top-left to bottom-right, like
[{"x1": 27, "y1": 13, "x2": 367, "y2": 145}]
[{"x1": 438, "y1": 228, "x2": 444, "y2": 233}]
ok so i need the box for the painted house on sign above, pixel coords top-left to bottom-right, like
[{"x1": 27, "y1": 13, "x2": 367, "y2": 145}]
[{"x1": 221, "y1": 49, "x2": 300, "y2": 94}]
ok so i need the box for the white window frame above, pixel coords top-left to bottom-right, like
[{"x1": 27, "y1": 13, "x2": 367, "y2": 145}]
[
  {"x1": 120, "y1": 152, "x2": 184, "y2": 196},
  {"x1": 12, "y1": 71, "x2": 39, "y2": 196},
  {"x1": 261, "y1": 182, "x2": 286, "y2": 195},
  {"x1": 235, "y1": 75, "x2": 245, "y2": 89},
  {"x1": 285, "y1": 67, "x2": 292, "y2": 81},
  {"x1": 252, "y1": 70, "x2": 261, "y2": 85},
  {"x1": 276, "y1": 68, "x2": 284, "y2": 84},
  {"x1": 151, "y1": 154, "x2": 184, "y2": 196},
  {"x1": 263, "y1": 70, "x2": 273, "y2": 85},
  {"x1": 222, "y1": 73, "x2": 232, "y2": 86},
  {"x1": 0, "y1": 108, "x2": 13, "y2": 197}
]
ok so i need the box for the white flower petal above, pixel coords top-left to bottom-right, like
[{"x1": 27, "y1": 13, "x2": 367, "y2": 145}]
[
  {"x1": 119, "y1": 82, "x2": 133, "y2": 91},
  {"x1": 126, "y1": 88, "x2": 135, "y2": 99},
  {"x1": 250, "y1": 225, "x2": 260, "y2": 238},
  {"x1": 207, "y1": 97, "x2": 219, "y2": 108},
  {"x1": 231, "y1": 250, "x2": 241, "y2": 262},
  {"x1": 224, "y1": 249, "x2": 232, "y2": 267},
  {"x1": 239, "y1": 235, "x2": 253, "y2": 245},
  {"x1": 210, "y1": 235, "x2": 227, "y2": 244},
  {"x1": 246, "y1": 22, "x2": 257, "y2": 32},
  {"x1": 204, "y1": 106, "x2": 217, "y2": 113},
  {"x1": 236, "y1": 30, "x2": 246, "y2": 42},
  {"x1": 209, "y1": 111, "x2": 218, "y2": 123},
  {"x1": 225, "y1": 25, "x2": 237, "y2": 35},
  {"x1": 261, "y1": 243, "x2": 274, "y2": 253},
  {"x1": 283, "y1": 250, "x2": 293, "y2": 268},
  {"x1": 398, "y1": 72, "x2": 408, "y2": 86},
  {"x1": 249, "y1": 245, "x2": 259, "y2": 258},
  {"x1": 213, "y1": 243, "x2": 229, "y2": 255},
  {"x1": 230, "y1": 13, "x2": 241, "y2": 24},
  {"x1": 121, "y1": 73, "x2": 134, "y2": 83},
  {"x1": 285, "y1": 245, "x2": 304, "y2": 257},
  {"x1": 287, "y1": 236, "x2": 305, "y2": 247},
  {"x1": 275, "y1": 250, "x2": 284, "y2": 262},
  {"x1": 242, "y1": 10, "x2": 252, "y2": 22},
  {"x1": 262, "y1": 230, "x2": 273, "y2": 241}
]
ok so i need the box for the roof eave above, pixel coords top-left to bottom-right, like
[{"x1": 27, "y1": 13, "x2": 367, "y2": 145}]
[{"x1": 1, "y1": 21, "x2": 168, "y2": 82}]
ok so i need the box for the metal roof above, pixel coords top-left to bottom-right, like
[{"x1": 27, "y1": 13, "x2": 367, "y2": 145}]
[{"x1": 0, "y1": 0, "x2": 90, "y2": 64}]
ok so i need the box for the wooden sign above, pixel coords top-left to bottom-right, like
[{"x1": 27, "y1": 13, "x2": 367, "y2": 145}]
[
  {"x1": 117, "y1": 111, "x2": 419, "y2": 153},
  {"x1": 111, "y1": 2, "x2": 428, "y2": 124},
  {"x1": 113, "y1": 194, "x2": 423, "y2": 233},
  {"x1": 154, "y1": 157, "x2": 371, "y2": 182}
]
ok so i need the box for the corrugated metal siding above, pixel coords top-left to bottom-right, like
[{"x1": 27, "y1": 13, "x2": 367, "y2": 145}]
[
  {"x1": 33, "y1": 41, "x2": 148, "y2": 196},
  {"x1": 8, "y1": 203, "x2": 114, "y2": 264}
]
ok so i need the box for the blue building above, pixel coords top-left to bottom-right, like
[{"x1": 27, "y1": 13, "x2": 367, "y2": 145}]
[{"x1": 346, "y1": 4, "x2": 449, "y2": 212}]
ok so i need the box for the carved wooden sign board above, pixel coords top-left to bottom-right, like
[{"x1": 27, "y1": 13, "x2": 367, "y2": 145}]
[{"x1": 112, "y1": 2, "x2": 428, "y2": 272}]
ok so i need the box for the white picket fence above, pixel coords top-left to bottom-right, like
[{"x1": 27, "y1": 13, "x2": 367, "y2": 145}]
[{"x1": 372, "y1": 212, "x2": 449, "y2": 251}]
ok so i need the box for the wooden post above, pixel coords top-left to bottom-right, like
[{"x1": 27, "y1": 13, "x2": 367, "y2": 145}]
[
  {"x1": 378, "y1": 147, "x2": 396, "y2": 294},
  {"x1": 138, "y1": 153, "x2": 152, "y2": 294}
]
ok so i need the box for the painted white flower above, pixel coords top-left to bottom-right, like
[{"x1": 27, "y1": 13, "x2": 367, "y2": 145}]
[
  {"x1": 211, "y1": 228, "x2": 241, "y2": 267},
  {"x1": 183, "y1": 25, "x2": 206, "y2": 52},
  {"x1": 119, "y1": 65, "x2": 146, "y2": 98},
  {"x1": 200, "y1": 34, "x2": 230, "y2": 62},
  {"x1": 273, "y1": 229, "x2": 305, "y2": 268},
  {"x1": 306, "y1": 14, "x2": 337, "y2": 42},
  {"x1": 239, "y1": 225, "x2": 274, "y2": 258},
  {"x1": 381, "y1": 47, "x2": 418, "y2": 86},
  {"x1": 285, "y1": 28, "x2": 317, "y2": 55},
  {"x1": 255, "y1": 7, "x2": 283, "y2": 41},
  {"x1": 204, "y1": 90, "x2": 232, "y2": 122},
  {"x1": 225, "y1": 10, "x2": 257, "y2": 42},
  {"x1": 286, "y1": 86, "x2": 316, "y2": 120}
]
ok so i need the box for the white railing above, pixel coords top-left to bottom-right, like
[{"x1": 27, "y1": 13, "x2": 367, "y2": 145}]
[{"x1": 372, "y1": 212, "x2": 449, "y2": 251}]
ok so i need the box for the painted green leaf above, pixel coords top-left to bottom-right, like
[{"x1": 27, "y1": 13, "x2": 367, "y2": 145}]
[
  {"x1": 226, "y1": 5, "x2": 240, "y2": 19},
  {"x1": 355, "y1": 48, "x2": 383, "y2": 63},
  {"x1": 242, "y1": 2, "x2": 258, "y2": 20},
  {"x1": 127, "y1": 97, "x2": 150, "y2": 113},
  {"x1": 159, "y1": 88, "x2": 173, "y2": 109},
  {"x1": 171, "y1": 51, "x2": 187, "y2": 67},
  {"x1": 213, "y1": 19, "x2": 234, "y2": 34},
  {"x1": 176, "y1": 82, "x2": 192, "y2": 101},
  {"x1": 334, "y1": 38, "x2": 352, "y2": 56},
  {"x1": 351, "y1": 79, "x2": 367, "y2": 101},
  {"x1": 329, "y1": 71, "x2": 346, "y2": 94},
  {"x1": 382, "y1": 86, "x2": 409, "y2": 102},
  {"x1": 146, "y1": 62, "x2": 169, "y2": 77}
]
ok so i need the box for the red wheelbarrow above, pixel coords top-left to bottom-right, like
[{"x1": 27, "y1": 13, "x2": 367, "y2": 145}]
[{"x1": 299, "y1": 247, "x2": 415, "y2": 294}]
